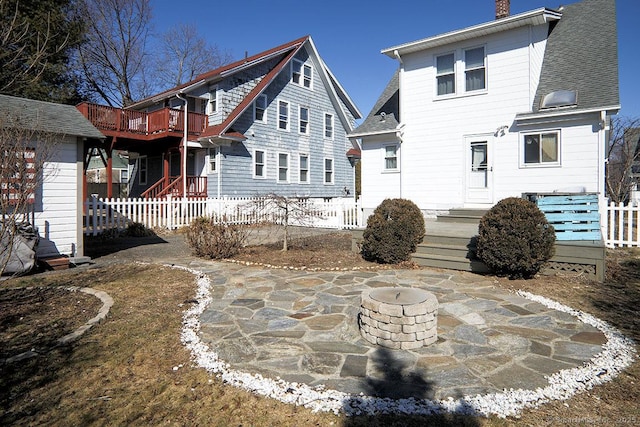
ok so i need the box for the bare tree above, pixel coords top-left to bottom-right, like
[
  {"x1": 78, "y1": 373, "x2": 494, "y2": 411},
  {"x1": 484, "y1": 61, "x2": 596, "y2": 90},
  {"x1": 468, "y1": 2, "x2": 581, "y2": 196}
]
[
  {"x1": 1, "y1": 112, "x2": 59, "y2": 276},
  {"x1": 606, "y1": 116, "x2": 640, "y2": 204},
  {"x1": 75, "y1": 0, "x2": 153, "y2": 107},
  {"x1": 153, "y1": 23, "x2": 233, "y2": 89},
  {"x1": 251, "y1": 194, "x2": 324, "y2": 251}
]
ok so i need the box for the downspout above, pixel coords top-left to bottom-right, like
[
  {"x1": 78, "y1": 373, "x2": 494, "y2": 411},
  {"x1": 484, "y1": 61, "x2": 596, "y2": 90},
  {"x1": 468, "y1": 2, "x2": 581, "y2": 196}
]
[
  {"x1": 216, "y1": 143, "x2": 221, "y2": 198},
  {"x1": 599, "y1": 110, "x2": 608, "y2": 240},
  {"x1": 176, "y1": 92, "x2": 188, "y2": 198},
  {"x1": 393, "y1": 50, "x2": 403, "y2": 199}
]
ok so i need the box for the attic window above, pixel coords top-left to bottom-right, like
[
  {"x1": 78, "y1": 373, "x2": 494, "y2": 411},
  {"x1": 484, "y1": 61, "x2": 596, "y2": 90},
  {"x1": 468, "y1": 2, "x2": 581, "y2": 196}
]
[{"x1": 540, "y1": 90, "x2": 577, "y2": 109}]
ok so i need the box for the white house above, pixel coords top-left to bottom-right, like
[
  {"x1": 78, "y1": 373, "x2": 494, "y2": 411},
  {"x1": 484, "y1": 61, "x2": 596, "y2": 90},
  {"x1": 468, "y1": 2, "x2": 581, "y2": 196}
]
[
  {"x1": 0, "y1": 94, "x2": 104, "y2": 261},
  {"x1": 351, "y1": 0, "x2": 619, "y2": 221}
]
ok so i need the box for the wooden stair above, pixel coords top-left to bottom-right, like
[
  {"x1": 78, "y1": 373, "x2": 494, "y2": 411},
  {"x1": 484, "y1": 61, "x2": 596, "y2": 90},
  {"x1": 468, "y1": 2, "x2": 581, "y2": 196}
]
[{"x1": 411, "y1": 209, "x2": 489, "y2": 272}]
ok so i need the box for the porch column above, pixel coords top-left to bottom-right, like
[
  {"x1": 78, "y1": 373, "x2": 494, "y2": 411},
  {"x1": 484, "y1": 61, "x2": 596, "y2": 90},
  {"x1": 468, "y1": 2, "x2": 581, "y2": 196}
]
[
  {"x1": 106, "y1": 137, "x2": 116, "y2": 199},
  {"x1": 163, "y1": 150, "x2": 170, "y2": 188}
]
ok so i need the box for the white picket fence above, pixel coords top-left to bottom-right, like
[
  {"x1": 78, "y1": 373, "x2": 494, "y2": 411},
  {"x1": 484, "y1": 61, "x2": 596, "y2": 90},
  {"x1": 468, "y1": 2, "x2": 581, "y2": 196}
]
[
  {"x1": 604, "y1": 201, "x2": 640, "y2": 248},
  {"x1": 84, "y1": 195, "x2": 363, "y2": 236}
]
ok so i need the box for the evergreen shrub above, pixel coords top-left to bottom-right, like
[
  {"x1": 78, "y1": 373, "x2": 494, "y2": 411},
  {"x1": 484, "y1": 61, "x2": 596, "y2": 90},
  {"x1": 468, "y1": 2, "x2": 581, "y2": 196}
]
[
  {"x1": 476, "y1": 197, "x2": 556, "y2": 279},
  {"x1": 361, "y1": 198, "x2": 425, "y2": 264}
]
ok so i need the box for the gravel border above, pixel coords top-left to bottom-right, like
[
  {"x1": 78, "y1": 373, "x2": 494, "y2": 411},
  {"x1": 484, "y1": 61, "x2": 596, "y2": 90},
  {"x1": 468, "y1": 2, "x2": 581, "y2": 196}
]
[{"x1": 178, "y1": 265, "x2": 637, "y2": 419}]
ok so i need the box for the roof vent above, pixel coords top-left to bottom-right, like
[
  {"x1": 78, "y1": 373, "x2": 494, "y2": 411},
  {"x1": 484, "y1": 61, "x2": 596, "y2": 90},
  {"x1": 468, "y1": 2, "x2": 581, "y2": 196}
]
[{"x1": 540, "y1": 90, "x2": 577, "y2": 109}]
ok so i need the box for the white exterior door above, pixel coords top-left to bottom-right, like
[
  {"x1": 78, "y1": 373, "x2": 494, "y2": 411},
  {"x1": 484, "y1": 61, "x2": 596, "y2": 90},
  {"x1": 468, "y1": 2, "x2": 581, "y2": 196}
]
[{"x1": 465, "y1": 136, "x2": 493, "y2": 205}]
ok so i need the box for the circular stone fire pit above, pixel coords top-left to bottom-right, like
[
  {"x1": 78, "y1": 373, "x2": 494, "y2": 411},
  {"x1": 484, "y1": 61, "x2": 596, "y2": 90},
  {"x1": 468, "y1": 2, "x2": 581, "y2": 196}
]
[{"x1": 359, "y1": 287, "x2": 438, "y2": 350}]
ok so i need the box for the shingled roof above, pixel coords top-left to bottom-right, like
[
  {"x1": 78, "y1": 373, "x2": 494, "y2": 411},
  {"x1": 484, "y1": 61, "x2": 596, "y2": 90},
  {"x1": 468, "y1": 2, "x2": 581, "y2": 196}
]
[
  {"x1": 349, "y1": 69, "x2": 400, "y2": 137},
  {"x1": 0, "y1": 94, "x2": 104, "y2": 139},
  {"x1": 531, "y1": 0, "x2": 619, "y2": 113}
]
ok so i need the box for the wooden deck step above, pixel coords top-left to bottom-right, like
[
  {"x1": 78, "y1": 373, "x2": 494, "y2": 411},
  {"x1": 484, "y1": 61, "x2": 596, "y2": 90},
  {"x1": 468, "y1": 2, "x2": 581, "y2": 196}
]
[
  {"x1": 39, "y1": 256, "x2": 70, "y2": 271},
  {"x1": 411, "y1": 252, "x2": 490, "y2": 273},
  {"x1": 436, "y1": 209, "x2": 487, "y2": 224}
]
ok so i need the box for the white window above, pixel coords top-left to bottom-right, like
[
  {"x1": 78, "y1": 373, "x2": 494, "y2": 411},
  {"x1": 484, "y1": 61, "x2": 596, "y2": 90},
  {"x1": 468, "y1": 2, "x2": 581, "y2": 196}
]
[
  {"x1": 384, "y1": 145, "x2": 398, "y2": 171},
  {"x1": 120, "y1": 168, "x2": 129, "y2": 183},
  {"x1": 465, "y1": 46, "x2": 486, "y2": 92},
  {"x1": 278, "y1": 152, "x2": 289, "y2": 182},
  {"x1": 138, "y1": 155, "x2": 147, "y2": 185},
  {"x1": 292, "y1": 59, "x2": 312, "y2": 88},
  {"x1": 522, "y1": 131, "x2": 560, "y2": 166},
  {"x1": 436, "y1": 53, "x2": 455, "y2": 95},
  {"x1": 299, "y1": 106, "x2": 309, "y2": 134},
  {"x1": 208, "y1": 147, "x2": 219, "y2": 173},
  {"x1": 324, "y1": 113, "x2": 333, "y2": 139},
  {"x1": 254, "y1": 149, "x2": 266, "y2": 178},
  {"x1": 299, "y1": 154, "x2": 309, "y2": 183},
  {"x1": 254, "y1": 94, "x2": 267, "y2": 122},
  {"x1": 324, "y1": 158, "x2": 333, "y2": 184},
  {"x1": 207, "y1": 87, "x2": 218, "y2": 114},
  {"x1": 278, "y1": 100, "x2": 289, "y2": 130}
]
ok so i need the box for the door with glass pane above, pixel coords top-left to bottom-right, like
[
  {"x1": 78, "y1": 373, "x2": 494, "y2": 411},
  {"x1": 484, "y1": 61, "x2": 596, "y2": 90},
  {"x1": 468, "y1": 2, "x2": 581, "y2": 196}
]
[{"x1": 465, "y1": 137, "x2": 492, "y2": 204}]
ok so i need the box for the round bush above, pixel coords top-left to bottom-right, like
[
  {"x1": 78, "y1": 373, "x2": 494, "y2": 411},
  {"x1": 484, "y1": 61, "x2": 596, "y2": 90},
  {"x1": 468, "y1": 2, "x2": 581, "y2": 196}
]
[
  {"x1": 476, "y1": 197, "x2": 556, "y2": 279},
  {"x1": 361, "y1": 198, "x2": 425, "y2": 264}
]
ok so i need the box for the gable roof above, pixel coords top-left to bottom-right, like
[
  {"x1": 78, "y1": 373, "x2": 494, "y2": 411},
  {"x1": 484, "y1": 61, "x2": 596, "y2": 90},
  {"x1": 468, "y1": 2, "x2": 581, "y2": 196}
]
[
  {"x1": 0, "y1": 94, "x2": 104, "y2": 139},
  {"x1": 382, "y1": 8, "x2": 562, "y2": 58},
  {"x1": 349, "y1": 69, "x2": 400, "y2": 138},
  {"x1": 127, "y1": 36, "x2": 361, "y2": 142},
  {"x1": 529, "y1": 0, "x2": 619, "y2": 114}
]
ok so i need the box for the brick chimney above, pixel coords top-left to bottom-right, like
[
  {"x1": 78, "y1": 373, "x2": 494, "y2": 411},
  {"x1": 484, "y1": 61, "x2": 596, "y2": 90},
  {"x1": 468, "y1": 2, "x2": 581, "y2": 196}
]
[{"x1": 496, "y1": 0, "x2": 510, "y2": 19}]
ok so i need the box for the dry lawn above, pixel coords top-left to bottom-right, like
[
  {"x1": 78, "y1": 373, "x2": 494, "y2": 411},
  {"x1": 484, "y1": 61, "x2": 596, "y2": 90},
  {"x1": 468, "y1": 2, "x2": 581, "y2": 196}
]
[{"x1": 1, "y1": 232, "x2": 638, "y2": 426}]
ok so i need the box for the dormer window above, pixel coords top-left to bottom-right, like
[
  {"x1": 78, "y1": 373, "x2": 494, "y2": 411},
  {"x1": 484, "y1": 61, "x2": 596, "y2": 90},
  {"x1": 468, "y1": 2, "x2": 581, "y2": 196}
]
[
  {"x1": 292, "y1": 59, "x2": 312, "y2": 88},
  {"x1": 540, "y1": 90, "x2": 577, "y2": 109}
]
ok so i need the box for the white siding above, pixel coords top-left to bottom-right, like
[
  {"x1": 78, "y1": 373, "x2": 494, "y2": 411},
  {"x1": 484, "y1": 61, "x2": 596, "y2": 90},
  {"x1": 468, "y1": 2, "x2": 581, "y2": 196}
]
[
  {"x1": 360, "y1": 136, "x2": 401, "y2": 217},
  {"x1": 34, "y1": 136, "x2": 81, "y2": 258}
]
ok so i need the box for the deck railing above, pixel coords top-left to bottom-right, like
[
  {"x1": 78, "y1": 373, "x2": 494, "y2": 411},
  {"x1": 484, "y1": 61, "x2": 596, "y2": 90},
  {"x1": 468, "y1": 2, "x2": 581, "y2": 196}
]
[
  {"x1": 140, "y1": 176, "x2": 207, "y2": 199},
  {"x1": 84, "y1": 196, "x2": 363, "y2": 235},
  {"x1": 77, "y1": 102, "x2": 207, "y2": 137}
]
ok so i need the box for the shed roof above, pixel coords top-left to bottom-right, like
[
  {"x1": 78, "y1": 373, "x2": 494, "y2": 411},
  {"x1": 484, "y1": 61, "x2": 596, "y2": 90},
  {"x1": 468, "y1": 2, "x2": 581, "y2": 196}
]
[
  {"x1": 530, "y1": 0, "x2": 619, "y2": 114},
  {"x1": 0, "y1": 94, "x2": 104, "y2": 139}
]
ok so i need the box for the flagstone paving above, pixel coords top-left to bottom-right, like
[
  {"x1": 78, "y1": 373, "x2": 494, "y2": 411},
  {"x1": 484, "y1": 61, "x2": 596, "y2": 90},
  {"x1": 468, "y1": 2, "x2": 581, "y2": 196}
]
[
  {"x1": 188, "y1": 259, "x2": 606, "y2": 400},
  {"x1": 89, "y1": 235, "x2": 608, "y2": 400}
]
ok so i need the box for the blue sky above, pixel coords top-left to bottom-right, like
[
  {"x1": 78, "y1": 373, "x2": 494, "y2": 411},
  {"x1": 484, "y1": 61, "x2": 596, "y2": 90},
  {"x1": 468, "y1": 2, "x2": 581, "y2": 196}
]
[{"x1": 154, "y1": 0, "x2": 639, "y2": 121}]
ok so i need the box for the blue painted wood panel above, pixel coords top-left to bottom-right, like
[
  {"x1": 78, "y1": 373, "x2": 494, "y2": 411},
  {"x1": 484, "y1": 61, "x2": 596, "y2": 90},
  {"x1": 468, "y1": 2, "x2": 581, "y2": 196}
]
[{"x1": 535, "y1": 194, "x2": 601, "y2": 241}]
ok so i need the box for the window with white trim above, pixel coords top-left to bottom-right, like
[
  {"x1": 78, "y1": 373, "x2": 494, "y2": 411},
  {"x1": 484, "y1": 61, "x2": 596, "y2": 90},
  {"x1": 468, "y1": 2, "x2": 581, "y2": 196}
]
[
  {"x1": 208, "y1": 147, "x2": 219, "y2": 173},
  {"x1": 299, "y1": 106, "x2": 309, "y2": 134},
  {"x1": 120, "y1": 168, "x2": 129, "y2": 183},
  {"x1": 292, "y1": 59, "x2": 312, "y2": 88},
  {"x1": 254, "y1": 149, "x2": 266, "y2": 178},
  {"x1": 324, "y1": 158, "x2": 333, "y2": 184},
  {"x1": 278, "y1": 152, "x2": 289, "y2": 182},
  {"x1": 278, "y1": 100, "x2": 289, "y2": 130},
  {"x1": 254, "y1": 94, "x2": 267, "y2": 122},
  {"x1": 299, "y1": 154, "x2": 309, "y2": 183},
  {"x1": 207, "y1": 87, "x2": 218, "y2": 114},
  {"x1": 324, "y1": 113, "x2": 333, "y2": 139},
  {"x1": 465, "y1": 46, "x2": 486, "y2": 92},
  {"x1": 138, "y1": 155, "x2": 147, "y2": 185},
  {"x1": 436, "y1": 53, "x2": 455, "y2": 95},
  {"x1": 522, "y1": 131, "x2": 560, "y2": 166},
  {"x1": 384, "y1": 145, "x2": 398, "y2": 171}
]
